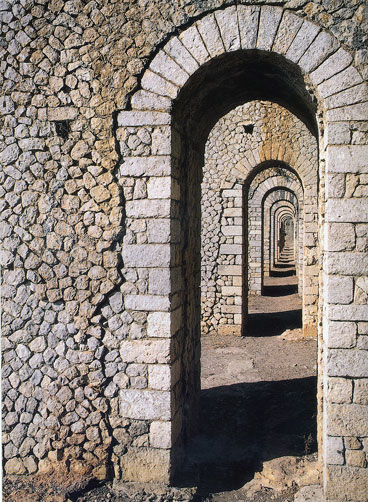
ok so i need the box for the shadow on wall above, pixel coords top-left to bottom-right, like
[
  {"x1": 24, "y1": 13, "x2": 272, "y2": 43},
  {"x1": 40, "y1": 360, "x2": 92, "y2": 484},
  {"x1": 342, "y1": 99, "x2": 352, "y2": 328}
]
[{"x1": 181, "y1": 376, "x2": 317, "y2": 495}]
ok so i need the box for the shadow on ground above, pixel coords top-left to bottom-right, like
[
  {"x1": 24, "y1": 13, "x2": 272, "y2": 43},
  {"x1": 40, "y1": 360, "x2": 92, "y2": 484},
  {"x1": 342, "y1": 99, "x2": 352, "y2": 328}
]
[
  {"x1": 246, "y1": 309, "x2": 302, "y2": 337},
  {"x1": 180, "y1": 377, "x2": 317, "y2": 496}
]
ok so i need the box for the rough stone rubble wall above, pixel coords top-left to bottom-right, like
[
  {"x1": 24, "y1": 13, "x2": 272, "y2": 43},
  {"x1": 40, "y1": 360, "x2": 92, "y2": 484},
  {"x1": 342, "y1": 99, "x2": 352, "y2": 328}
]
[
  {"x1": 1, "y1": 0, "x2": 368, "y2": 499},
  {"x1": 201, "y1": 101, "x2": 317, "y2": 336}
]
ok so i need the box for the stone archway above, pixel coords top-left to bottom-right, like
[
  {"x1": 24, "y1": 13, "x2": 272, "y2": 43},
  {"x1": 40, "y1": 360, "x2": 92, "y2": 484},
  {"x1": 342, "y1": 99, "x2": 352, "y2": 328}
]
[{"x1": 116, "y1": 6, "x2": 368, "y2": 499}]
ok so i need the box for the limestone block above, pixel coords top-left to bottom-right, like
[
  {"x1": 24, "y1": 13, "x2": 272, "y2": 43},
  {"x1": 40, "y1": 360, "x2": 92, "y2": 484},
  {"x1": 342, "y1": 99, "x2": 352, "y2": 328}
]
[
  {"x1": 119, "y1": 390, "x2": 171, "y2": 420},
  {"x1": 147, "y1": 177, "x2": 172, "y2": 199},
  {"x1": 147, "y1": 219, "x2": 172, "y2": 244},
  {"x1": 286, "y1": 21, "x2": 320, "y2": 63},
  {"x1": 124, "y1": 295, "x2": 170, "y2": 312},
  {"x1": 150, "y1": 421, "x2": 171, "y2": 448},
  {"x1": 325, "y1": 436, "x2": 344, "y2": 465},
  {"x1": 272, "y1": 11, "x2": 303, "y2": 54},
  {"x1": 179, "y1": 25, "x2": 210, "y2": 66},
  {"x1": 220, "y1": 244, "x2": 242, "y2": 254},
  {"x1": 327, "y1": 102, "x2": 368, "y2": 122},
  {"x1": 126, "y1": 199, "x2": 170, "y2": 218},
  {"x1": 149, "y1": 364, "x2": 171, "y2": 391},
  {"x1": 131, "y1": 90, "x2": 171, "y2": 112},
  {"x1": 325, "y1": 83, "x2": 368, "y2": 110},
  {"x1": 256, "y1": 6, "x2": 282, "y2": 51},
  {"x1": 299, "y1": 31, "x2": 337, "y2": 74},
  {"x1": 196, "y1": 14, "x2": 224, "y2": 59},
  {"x1": 325, "y1": 465, "x2": 368, "y2": 501},
  {"x1": 123, "y1": 244, "x2": 170, "y2": 268},
  {"x1": 164, "y1": 37, "x2": 199, "y2": 76},
  {"x1": 121, "y1": 448, "x2": 170, "y2": 482},
  {"x1": 325, "y1": 321, "x2": 357, "y2": 348},
  {"x1": 318, "y1": 66, "x2": 362, "y2": 99},
  {"x1": 148, "y1": 269, "x2": 171, "y2": 295},
  {"x1": 328, "y1": 349, "x2": 368, "y2": 377},
  {"x1": 324, "y1": 252, "x2": 368, "y2": 275},
  {"x1": 325, "y1": 223, "x2": 355, "y2": 251},
  {"x1": 327, "y1": 305, "x2": 368, "y2": 322},
  {"x1": 237, "y1": 5, "x2": 260, "y2": 50},
  {"x1": 327, "y1": 376, "x2": 353, "y2": 404},
  {"x1": 218, "y1": 265, "x2": 242, "y2": 276},
  {"x1": 327, "y1": 403, "x2": 368, "y2": 436},
  {"x1": 0, "y1": 143, "x2": 19, "y2": 165},
  {"x1": 214, "y1": 7, "x2": 240, "y2": 52},
  {"x1": 151, "y1": 127, "x2": 171, "y2": 156},
  {"x1": 117, "y1": 111, "x2": 170, "y2": 127},
  {"x1": 149, "y1": 51, "x2": 189, "y2": 88},
  {"x1": 325, "y1": 275, "x2": 354, "y2": 305},
  {"x1": 345, "y1": 449, "x2": 367, "y2": 468},
  {"x1": 147, "y1": 309, "x2": 181, "y2": 338},
  {"x1": 48, "y1": 106, "x2": 78, "y2": 121},
  {"x1": 141, "y1": 70, "x2": 178, "y2": 99},
  {"x1": 325, "y1": 122, "x2": 351, "y2": 146},
  {"x1": 119, "y1": 156, "x2": 171, "y2": 177},
  {"x1": 354, "y1": 379, "x2": 368, "y2": 405},
  {"x1": 221, "y1": 225, "x2": 242, "y2": 236},
  {"x1": 221, "y1": 286, "x2": 242, "y2": 296},
  {"x1": 310, "y1": 48, "x2": 352, "y2": 85},
  {"x1": 120, "y1": 339, "x2": 170, "y2": 364},
  {"x1": 327, "y1": 145, "x2": 368, "y2": 174}
]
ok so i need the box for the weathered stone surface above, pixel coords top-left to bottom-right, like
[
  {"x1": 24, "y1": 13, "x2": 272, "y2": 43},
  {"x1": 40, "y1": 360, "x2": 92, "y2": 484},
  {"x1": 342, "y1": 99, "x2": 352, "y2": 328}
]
[
  {"x1": 119, "y1": 390, "x2": 171, "y2": 420},
  {"x1": 121, "y1": 448, "x2": 170, "y2": 482}
]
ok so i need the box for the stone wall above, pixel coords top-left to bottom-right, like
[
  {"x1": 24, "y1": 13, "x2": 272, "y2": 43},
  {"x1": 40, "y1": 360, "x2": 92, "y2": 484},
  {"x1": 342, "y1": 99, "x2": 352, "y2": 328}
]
[{"x1": 1, "y1": 1, "x2": 368, "y2": 500}]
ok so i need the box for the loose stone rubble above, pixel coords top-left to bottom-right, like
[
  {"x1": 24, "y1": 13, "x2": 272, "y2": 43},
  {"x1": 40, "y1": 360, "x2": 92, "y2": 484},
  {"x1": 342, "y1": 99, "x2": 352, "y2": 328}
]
[{"x1": 1, "y1": 1, "x2": 368, "y2": 501}]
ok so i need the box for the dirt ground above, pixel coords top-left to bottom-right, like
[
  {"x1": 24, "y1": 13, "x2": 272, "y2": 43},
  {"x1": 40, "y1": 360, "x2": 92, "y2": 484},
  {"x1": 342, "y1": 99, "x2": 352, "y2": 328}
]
[{"x1": 3, "y1": 258, "x2": 319, "y2": 502}]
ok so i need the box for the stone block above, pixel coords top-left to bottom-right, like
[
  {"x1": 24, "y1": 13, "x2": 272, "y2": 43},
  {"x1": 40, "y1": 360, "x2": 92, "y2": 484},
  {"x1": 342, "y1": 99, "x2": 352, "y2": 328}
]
[
  {"x1": 325, "y1": 465, "x2": 368, "y2": 501},
  {"x1": 164, "y1": 37, "x2": 199, "y2": 76},
  {"x1": 121, "y1": 448, "x2": 170, "y2": 483},
  {"x1": 126, "y1": 199, "x2": 170, "y2": 218},
  {"x1": 324, "y1": 275, "x2": 354, "y2": 305},
  {"x1": 324, "y1": 251, "x2": 368, "y2": 275},
  {"x1": 148, "y1": 269, "x2": 171, "y2": 295},
  {"x1": 124, "y1": 295, "x2": 170, "y2": 312},
  {"x1": 149, "y1": 51, "x2": 189, "y2": 88},
  {"x1": 256, "y1": 6, "x2": 282, "y2": 51},
  {"x1": 147, "y1": 309, "x2": 182, "y2": 338},
  {"x1": 325, "y1": 435, "x2": 344, "y2": 465},
  {"x1": 117, "y1": 111, "x2": 170, "y2": 127},
  {"x1": 221, "y1": 225, "x2": 242, "y2": 236},
  {"x1": 220, "y1": 244, "x2": 242, "y2": 255},
  {"x1": 325, "y1": 223, "x2": 355, "y2": 251},
  {"x1": 147, "y1": 177, "x2": 175, "y2": 200},
  {"x1": 237, "y1": 5, "x2": 260, "y2": 50},
  {"x1": 0, "y1": 144, "x2": 19, "y2": 165},
  {"x1": 119, "y1": 156, "x2": 171, "y2": 177},
  {"x1": 151, "y1": 126, "x2": 172, "y2": 156},
  {"x1": 310, "y1": 48, "x2": 352, "y2": 85},
  {"x1": 119, "y1": 390, "x2": 171, "y2": 420},
  {"x1": 48, "y1": 106, "x2": 78, "y2": 121},
  {"x1": 318, "y1": 66, "x2": 362, "y2": 99},
  {"x1": 218, "y1": 265, "x2": 242, "y2": 276},
  {"x1": 327, "y1": 305, "x2": 368, "y2": 322},
  {"x1": 131, "y1": 90, "x2": 171, "y2": 112},
  {"x1": 354, "y1": 379, "x2": 368, "y2": 405},
  {"x1": 327, "y1": 376, "x2": 353, "y2": 404},
  {"x1": 273, "y1": 11, "x2": 303, "y2": 54},
  {"x1": 215, "y1": 7, "x2": 240, "y2": 52},
  {"x1": 325, "y1": 82, "x2": 368, "y2": 110},
  {"x1": 148, "y1": 364, "x2": 171, "y2": 391},
  {"x1": 326, "y1": 199, "x2": 368, "y2": 223},
  {"x1": 327, "y1": 102, "x2": 368, "y2": 122},
  {"x1": 299, "y1": 31, "x2": 337, "y2": 73},
  {"x1": 196, "y1": 14, "x2": 224, "y2": 59},
  {"x1": 325, "y1": 321, "x2": 357, "y2": 348},
  {"x1": 328, "y1": 349, "x2": 368, "y2": 377},
  {"x1": 179, "y1": 25, "x2": 210, "y2": 66},
  {"x1": 286, "y1": 21, "x2": 320, "y2": 63},
  {"x1": 141, "y1": 69, "x2": 178, "y2": 99},
  {"x1": 150, "y1": 421, "x2": 172, "y2": 448},
  {"x1": 222, "y1": 286, "x2": 242, "y2": 296},
  {"x1": 327, "y1": 403, "x2": 368, "y2": 436},
  {"x1": 122, "y1": 244, "x2": 170, "y2": 268},
  {"x1": 325, "y1": 122, "x2": 351, "y2": 146},
  {"x1": 345, "y1": 449, "x2": 367, "y2": 468}
]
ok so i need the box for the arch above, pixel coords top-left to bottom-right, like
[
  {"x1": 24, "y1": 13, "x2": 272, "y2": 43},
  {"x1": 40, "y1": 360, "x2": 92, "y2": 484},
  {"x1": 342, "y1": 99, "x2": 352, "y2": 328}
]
[{"x1": 116, "y1": 6, "x2": 368, "y2": 499}]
